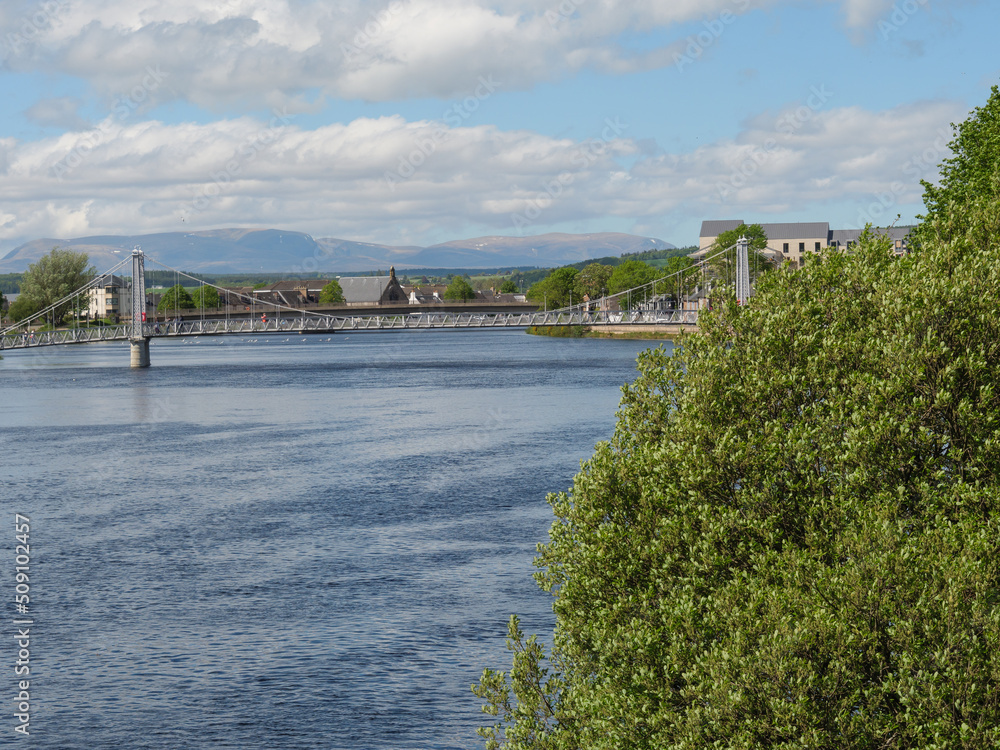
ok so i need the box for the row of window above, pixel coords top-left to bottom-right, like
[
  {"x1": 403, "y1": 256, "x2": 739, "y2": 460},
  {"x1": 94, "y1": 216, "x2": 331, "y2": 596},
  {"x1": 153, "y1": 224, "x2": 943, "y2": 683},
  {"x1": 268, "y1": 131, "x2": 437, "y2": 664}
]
[
  {"x1": 781, "y1": 241, "x2": 825, "y2": 254},
  {"x1": 779, "y1": 238, "x2": 905, "y2": 255}
]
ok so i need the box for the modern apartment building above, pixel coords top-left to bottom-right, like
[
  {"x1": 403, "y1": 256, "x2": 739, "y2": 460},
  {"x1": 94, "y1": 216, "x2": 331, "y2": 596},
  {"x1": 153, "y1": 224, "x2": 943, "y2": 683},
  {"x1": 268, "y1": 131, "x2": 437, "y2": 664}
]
[{"x1": 88, "y1": 274, "x2": 128, "y2": 318}]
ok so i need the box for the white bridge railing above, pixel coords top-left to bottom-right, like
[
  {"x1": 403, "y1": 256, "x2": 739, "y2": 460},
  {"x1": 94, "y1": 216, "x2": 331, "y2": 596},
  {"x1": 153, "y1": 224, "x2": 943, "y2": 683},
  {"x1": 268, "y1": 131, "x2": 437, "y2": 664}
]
[{"x1": 0, "y1": 309, "x2": 699, "y2": 350}]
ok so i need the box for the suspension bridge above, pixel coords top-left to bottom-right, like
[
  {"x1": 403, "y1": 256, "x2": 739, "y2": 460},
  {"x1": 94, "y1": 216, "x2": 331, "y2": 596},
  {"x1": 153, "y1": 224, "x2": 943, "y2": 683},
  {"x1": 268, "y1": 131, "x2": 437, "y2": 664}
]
[{"x1": 0, "y1": 239, "x2": 758, "y2": 367}]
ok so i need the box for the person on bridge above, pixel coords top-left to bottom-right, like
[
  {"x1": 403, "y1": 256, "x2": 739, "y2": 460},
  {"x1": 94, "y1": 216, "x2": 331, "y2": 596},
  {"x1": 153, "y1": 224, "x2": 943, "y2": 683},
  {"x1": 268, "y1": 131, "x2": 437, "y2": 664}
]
[{"x1": 261, "y1": 313, "x2": 268, "y2": 325}]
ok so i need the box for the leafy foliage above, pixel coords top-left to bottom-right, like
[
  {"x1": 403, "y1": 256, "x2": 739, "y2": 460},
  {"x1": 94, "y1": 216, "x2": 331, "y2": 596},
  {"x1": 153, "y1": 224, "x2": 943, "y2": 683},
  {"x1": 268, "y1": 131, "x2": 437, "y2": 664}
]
[
  {"x1": 190, "y1": 285, "x2": 220, "y2": 309},
  {"x1": 475, "y1": 206, "x2": 1000, "y2": 747},
  {"x1": 443, "y1": 275, "x2": 476, "y2": 301},
  {"x1": 606, "y1": 260, "x2": 660, "y2": 308},
  {"x1": 499, "y1": 279, "x2": 519, "y2": 294},
  {"x1": 709, "y1": 223, "x2": 773, "y2": 283},
  {"x1": 18, "y1": 247, "x2": 95, "y2": 323},
  {"x1": 319, "y1": 279, "x2": 345, "y2": 304},
  {"x1": 921, "y1": 84, "x2": 1000, "y2": 233},
  {"x1": 157, "y1": 284, "x2": 195, "y2": 311},
  {"x1": 527, "y1": 267, "x2": 579, "y2": 308},
  {"x1": 7, "y1": 294, "x2": 39, "y2": 323},
  {"x1": 573, "y1": 263, "x2": 613, "y2": 301}
]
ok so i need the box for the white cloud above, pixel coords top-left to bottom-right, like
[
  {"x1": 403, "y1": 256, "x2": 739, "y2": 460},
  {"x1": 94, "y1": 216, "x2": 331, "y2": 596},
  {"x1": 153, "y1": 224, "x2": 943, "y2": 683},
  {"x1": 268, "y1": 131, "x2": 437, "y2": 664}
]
[
  {"x1": 0, "y1": 0, "x2": 965, "y2": 108},
  {"x1": 23, "y1": 96, "x2": 91, "y2": 130},
  {"x1": 840, "y1": 0, "x2": 898, "y2": 29},
  {"x1": 0, "y1": 96, "x2": 964, "y2": 250}
]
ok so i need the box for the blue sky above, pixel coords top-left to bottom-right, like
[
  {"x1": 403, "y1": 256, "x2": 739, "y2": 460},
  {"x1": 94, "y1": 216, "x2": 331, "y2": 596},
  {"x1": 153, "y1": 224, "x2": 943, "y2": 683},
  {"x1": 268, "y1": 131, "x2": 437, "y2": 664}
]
[{"x1": 0, "y1": 0, "x2": 996, "y2": 254}]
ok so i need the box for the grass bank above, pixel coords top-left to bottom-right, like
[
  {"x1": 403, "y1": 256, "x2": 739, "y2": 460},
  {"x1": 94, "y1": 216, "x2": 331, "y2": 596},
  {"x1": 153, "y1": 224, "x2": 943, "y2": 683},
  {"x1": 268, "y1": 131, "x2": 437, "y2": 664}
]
[{"x1": 526, "y1": 325, "x2": 689, "y2": 341}]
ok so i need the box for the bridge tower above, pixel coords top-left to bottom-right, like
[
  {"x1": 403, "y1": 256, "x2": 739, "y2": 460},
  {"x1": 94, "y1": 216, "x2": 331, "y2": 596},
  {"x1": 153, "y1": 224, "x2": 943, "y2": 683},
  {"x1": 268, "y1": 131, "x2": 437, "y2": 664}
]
[
  {"x1": 735, "y1": 235, "x2": 751, "y2": 305},
  {"x1": 129, "y1": 247, "x2": 151, "y2": 368}
]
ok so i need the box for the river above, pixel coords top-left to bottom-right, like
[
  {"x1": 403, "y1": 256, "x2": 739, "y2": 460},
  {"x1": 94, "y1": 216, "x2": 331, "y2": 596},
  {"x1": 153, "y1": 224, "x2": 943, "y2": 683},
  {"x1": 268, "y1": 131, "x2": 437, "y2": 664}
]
[{"x1": 0, "y1": 330, "x2": 669, "y2": 749}]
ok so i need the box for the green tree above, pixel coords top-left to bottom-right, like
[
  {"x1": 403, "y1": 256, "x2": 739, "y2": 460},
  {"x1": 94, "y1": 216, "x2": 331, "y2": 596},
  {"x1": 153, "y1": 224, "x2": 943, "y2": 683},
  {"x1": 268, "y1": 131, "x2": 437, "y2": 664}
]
[
  {"x1": 527, "y1": 267, "x2": 579, "y2": 309},
  {"x1": 921, "y1": 84, "x2": 1000, "y2": 229},
  {"x1": 7, "y1": 294, "x2": 40, "y2": 323},
  {"x1": 499, "y1": 279, "x2": 519, "y2": 294},
  {"x1": 573, "y1": 263, "x2": 613, "y2": 302},
  {"x1": 606, "y1": 260, "x2": 659, "y2": 308},
  {"x1": 443, "y1": 275, "x2": 476, "y2": 301},
  {"x1": 475, "y1": 206, "x2": 1000, "y2": 747},
  {"x1": 709, "y1": 222, "x2": 772, "y2": 284},
  {"x1": 190, "y1": 285, "x2": 220, "y2": 309},
  {"x1": 18, "y1": 247, "x2": 95, "y2": 324},
  {"x1": 656, "y1": 255, "x2": 699, "y2": 307},
  {"x1": 157, "y1": 284, "x2": 195, "y2": 312},
  {"x1": 319, "y1": 279, "x2": 345, "y2": 304}
]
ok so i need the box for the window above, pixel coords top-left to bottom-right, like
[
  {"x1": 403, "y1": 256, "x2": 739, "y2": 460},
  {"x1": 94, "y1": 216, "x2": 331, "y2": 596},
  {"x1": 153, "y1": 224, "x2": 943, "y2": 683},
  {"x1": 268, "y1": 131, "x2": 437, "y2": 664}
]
[
  {"x1": 815, "y1": 242, "x2": 821, "y2": 251},
  {"x1": 783, "y1": 242, "x2": 789, "y2": 253},
  {"x1": 798, "y1": 242, "x2": 805, "y2": 252}
]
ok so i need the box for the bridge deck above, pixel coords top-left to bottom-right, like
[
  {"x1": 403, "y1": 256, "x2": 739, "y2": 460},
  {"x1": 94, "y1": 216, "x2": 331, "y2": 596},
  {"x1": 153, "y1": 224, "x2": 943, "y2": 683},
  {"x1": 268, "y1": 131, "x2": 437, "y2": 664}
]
[{"x1": 1, "y1": 310, "x2": 698, "y2": 350}]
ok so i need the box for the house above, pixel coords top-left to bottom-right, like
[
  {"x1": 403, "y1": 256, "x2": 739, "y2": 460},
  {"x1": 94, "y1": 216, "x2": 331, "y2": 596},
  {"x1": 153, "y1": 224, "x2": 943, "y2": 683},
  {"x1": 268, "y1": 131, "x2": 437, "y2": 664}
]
[
  {"x1": 403, "y1": 285, "x2": 448, "y2": 304},
  {"x1": 218, "y1": 286, "x2": 255, "y2": 310},
  {"x1": 339, "y1": 266, "x2": 408, "y2": 306},
  {"x1": 697, "y1": 220, "x2": 916, "y2": 268},
  {"x1": 252, "y1": 279, "x2": 328, "y2": 307}
]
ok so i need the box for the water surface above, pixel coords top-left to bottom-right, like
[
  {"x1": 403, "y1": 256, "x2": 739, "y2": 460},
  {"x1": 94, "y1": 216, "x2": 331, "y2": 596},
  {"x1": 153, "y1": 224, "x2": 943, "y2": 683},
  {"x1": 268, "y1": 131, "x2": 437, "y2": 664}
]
[{"x1": 1, "y1": 330, "x2": 668, "y2": 749}]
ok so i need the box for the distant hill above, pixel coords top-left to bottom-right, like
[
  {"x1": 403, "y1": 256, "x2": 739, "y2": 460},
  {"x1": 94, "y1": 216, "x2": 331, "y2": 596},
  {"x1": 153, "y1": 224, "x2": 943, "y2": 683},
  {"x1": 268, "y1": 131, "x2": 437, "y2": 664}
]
[{"x1": 0, "y1": 229, "x2": 674, "y2": 274}]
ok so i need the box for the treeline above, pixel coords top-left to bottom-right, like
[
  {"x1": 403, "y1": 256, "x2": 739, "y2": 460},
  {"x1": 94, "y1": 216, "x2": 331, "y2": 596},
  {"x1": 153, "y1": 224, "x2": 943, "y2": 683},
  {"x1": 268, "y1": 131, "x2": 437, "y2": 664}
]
[
  {"x1": 522, "y1": 249, "x2": 700, "y2": 310},
  {"x1": 0, "y1": 274, "x2": 22, "y2": 294},
  {"x1": 516, "y1": 245, "x2": 696, "y2": 288}
]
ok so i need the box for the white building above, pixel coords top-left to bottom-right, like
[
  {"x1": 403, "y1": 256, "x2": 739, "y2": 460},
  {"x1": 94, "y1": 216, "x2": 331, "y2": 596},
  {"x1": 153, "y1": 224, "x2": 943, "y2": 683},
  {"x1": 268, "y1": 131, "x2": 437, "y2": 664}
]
[
  {"x1": 697, "y1": 220, "x2": 916, "y2": 268},
  {"x1": 88, "y1": 274, "x2": 128, "y2": 318}
]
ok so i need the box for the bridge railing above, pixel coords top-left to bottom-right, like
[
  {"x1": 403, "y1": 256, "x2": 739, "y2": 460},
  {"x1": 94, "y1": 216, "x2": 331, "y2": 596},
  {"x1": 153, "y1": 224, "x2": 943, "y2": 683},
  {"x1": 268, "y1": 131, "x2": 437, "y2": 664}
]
[
  {"x1": 1, "y1": 309, "x2": 699, "y2": 349},
  {"x1": 1, "y1": 324, "x2": 134, "y2": 350}
]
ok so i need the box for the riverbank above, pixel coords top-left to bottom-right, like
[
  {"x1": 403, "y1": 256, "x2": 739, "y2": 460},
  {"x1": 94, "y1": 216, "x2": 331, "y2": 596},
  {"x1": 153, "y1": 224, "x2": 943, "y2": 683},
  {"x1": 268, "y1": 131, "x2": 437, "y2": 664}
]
[{"x1": 527, "y1": 324, "x2": 697, "y2": 340}]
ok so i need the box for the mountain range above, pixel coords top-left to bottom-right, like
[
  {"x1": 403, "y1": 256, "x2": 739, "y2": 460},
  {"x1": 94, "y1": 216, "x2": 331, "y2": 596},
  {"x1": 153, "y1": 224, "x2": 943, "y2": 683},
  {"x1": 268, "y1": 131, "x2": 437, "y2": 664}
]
[{"x1": 0, "y1": 229, "x2": 674, "y2": 275}]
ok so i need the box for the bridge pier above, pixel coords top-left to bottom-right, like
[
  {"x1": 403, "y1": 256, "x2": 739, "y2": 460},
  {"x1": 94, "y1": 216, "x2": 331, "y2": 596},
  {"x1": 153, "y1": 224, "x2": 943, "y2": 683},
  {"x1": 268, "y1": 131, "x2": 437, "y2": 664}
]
[{"x1": 130, "y1": 337, "x2": 150, "y2": 368}]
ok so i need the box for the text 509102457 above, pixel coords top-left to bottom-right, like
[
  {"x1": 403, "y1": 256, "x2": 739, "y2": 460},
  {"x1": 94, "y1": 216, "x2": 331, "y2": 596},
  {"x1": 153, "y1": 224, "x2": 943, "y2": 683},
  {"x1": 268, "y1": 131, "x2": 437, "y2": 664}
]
[{"x1": 12, "y1": 513, "x2": 32, "y2": 737}]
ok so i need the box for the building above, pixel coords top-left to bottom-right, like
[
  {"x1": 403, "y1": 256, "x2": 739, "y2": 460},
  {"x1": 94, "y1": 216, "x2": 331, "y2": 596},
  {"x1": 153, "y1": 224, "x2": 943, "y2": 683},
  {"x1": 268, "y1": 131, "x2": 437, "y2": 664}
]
[
  {"x1": 697, "y1": 220, "x2": 916, "y2": 268},
  {"x1": 88, "y1": 274, "x2": 128, "y2": 318},
  {"x1": 252, "y1": 279, "x2": 328, "y2": 307},
  {"x1": 339, "y1": 266, "x2": 408, "y2": 306},
  {"x1": 403, "y1": 285, "x2": 447, "y2": 304}
]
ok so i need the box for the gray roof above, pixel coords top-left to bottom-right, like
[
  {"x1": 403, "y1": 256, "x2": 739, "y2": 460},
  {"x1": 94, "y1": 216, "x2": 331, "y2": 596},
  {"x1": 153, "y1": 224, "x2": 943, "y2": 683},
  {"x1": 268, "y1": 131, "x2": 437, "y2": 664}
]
[
  {"x1": 829, "y1": 225, "x2": 915, "y2": 244},
  {"x1": 94, "y1": 273, "x2": 127, "y2": 287},
  {"x1": 339, "y1": 276, "x2": 391, "y2": 304},
  {"x1": 699, "y1": 219, "x2": 917, "y2": 250},
  {"x1": 700, "y1": 219, "x2": 745, "y2": 237},
  {"x1": 759, "y1": 222, "x2": 830, "y2": 240},
  {"x1": 255, "y1": 279, "x2": 327, "y2": 293}
]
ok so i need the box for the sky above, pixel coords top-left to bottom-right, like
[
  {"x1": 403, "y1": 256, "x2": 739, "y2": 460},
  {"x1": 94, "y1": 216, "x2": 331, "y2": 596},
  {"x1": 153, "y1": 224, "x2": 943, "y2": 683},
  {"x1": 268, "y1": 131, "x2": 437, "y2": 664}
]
[{"x1": 0, "y1": 0, "x2": 996, "y2": 254}]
